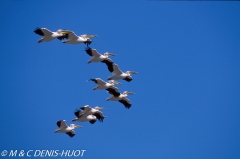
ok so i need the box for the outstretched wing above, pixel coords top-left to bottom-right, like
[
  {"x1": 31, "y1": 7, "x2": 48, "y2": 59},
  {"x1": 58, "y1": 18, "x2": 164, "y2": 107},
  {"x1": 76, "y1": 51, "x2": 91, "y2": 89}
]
[
  {"x1": 90, "y1": 78, "x2": 106, "y2": 85},
  {"x1": 106, "y1": 86, "x2": 120, "y2": 97},
  {"x1": 66, "y1": 131, "x2": 75, "y2": 137},
  {"x1": 74, "y1": 109, "x2": 84, "y2": 118},
  {"x1": 101, "y1": 59, "x2": 114, "y2": 72},
  {"x1": 62, "y1": 30, "x2": 78, "y2": 40},
  {"x1": 113, "y1": 64, "x2": 123, "y2": 75},
  {"x1": 34, "y1": 28, "x2": 53, "y2": 36},
  {"x1": 119, "y1": 98, "x2": 131, "y2": 109},
  {"x1": 93, "y1": 111, "x2": 105, "y2": 122},
  {"x1": 123, "y1": 76, "x2": 133, "y2": 82},
  {"x1": 85, "y1": 47, "x2": 101, "y2": 57},
  {"x1": 56, "y1": 120, "x2": 68, "y2": 129}
]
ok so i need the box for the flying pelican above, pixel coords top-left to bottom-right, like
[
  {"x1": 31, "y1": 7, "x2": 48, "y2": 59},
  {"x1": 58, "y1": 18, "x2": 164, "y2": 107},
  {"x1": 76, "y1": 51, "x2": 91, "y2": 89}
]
[
  {"x1": 108, "y1": 64, "x2": 138, "y2": 82},
  {"x1": 54, "y1": 120, "x2": 82, "y2": 137},
  {"x1": 60, "y1": 30, "x2": 97, "y2": 46},
  {"x1": 80, "y1": 105, "x2": 106, "y2": 122},
  {"x1": 34, "y1": 28, "x2": 67, "y2": 43},
  {"x1": 106, "y1": 91, "x2": 134, "y2": 109},
  {"x1": 88, "y1": 78, "x2": 121, "y2": 97},
  {"x1": 72, "y1": 108, "x2": 105, "y2": 124},
  {"x1": 85, "y1": 47, "x2": 116, "y2": 72}
]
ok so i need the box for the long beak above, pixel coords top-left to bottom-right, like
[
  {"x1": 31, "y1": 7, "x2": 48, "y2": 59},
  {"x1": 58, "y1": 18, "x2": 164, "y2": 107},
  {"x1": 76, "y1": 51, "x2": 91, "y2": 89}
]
[
  {"x1": 129, "y1": 71, "x2": 138, "y2": 74},
  {"x1": 75, "y1": 125, "x2": 82, "y2": 128},
  {"x1": 95, "y1": 106, "x2": 105, "y2": 110},
  {"x1": 114, "y1": 81, "x2": 122, "y2": 85},
  {"x1": 85, "y1": 35, "x2": 97, "y2": 39},
  {"x1": 126, "y1": 92, "x2": 134, "y2": 95},
  {"x1": 108, "y1": 53, "x2": 116, "y2": 56}
]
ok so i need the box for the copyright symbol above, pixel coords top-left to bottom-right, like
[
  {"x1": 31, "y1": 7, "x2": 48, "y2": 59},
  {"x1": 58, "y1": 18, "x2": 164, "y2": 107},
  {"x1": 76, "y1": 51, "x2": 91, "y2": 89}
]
[{"x1": 1, "y1": 150, "x2": 7, "y2": 156}]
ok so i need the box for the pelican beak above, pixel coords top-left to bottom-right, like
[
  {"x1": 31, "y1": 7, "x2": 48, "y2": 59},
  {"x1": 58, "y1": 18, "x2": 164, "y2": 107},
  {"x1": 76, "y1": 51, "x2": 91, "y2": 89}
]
[
  {"x1": 86, "y1": 35, "x2": 97, "y2": 39},
  {"x1": 127, "y1": 92, "x2": 134, "y2": 95},
  {"x1": 129, "y1": 71, "x2": 138, "y2": 74},
  {"x1": 108, "y1": 53, "x2": 116, "y2": 56},
  {"x1": 114, "y1": 81, "x2": 122, "y2": 85},
  {"x1": 97, "y1": 107, "x2": 105, "y2": 110},
  {"x1": 74, "y1": 125, "x2": 82, "y2": 128}
]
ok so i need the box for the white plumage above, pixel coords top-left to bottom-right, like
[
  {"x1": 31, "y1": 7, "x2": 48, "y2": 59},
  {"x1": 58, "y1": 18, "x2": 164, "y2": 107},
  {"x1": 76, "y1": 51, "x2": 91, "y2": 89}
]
[
  {"x1": 54, "y1": 120, "x2": 82, "y2": 137},
  {"x1": 108, "y1": 64, "x2": 138, "y2": 82},
  {"x1": 34, "y1": 28, "x2": 67, "y2": 43},
  {"x1": 61, "y1": 30, "x2": 97, "y2": 46},
  {"x1": 106, "y1": 91, "x2": 134, "y2": 109}
]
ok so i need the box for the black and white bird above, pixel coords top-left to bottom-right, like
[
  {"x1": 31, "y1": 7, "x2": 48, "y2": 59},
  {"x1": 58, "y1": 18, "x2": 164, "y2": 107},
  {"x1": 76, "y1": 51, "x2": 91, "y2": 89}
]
[
  {"x1": 85, "y1": 47, "x2": 116, "y2": 72},
  {"x1": 60, "y1": 30, "x2": 97, "y2": 46},
  {"x1": 79, "y1": 105, "x2": 106, "y2": 122},
  {"x1": 88, "y1": 78, "x2": 121, "y2": 97},
  {"x1": 108, "y1": 64, "x2": 138, "y2": 82},
  {"x1": 54, "y1": 120, "x2": 82, "y2": 137},
  {"x1": 72, "y1": 109, "x2": 97, "y2": 124},
  {"x1": 106, "y1": 91, "x2": 134, "y2": 109},
  {"x1": 34, "y1": 28, "x2": 67, "y2": 43}
]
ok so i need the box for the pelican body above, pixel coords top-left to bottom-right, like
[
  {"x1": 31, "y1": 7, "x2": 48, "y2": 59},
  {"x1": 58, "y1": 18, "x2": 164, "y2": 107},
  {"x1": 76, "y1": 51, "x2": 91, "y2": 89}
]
[
  {"x1": 108, "y1": 64, "x2": 138, "y2": 82},
  {"x1": 89, "y1": 78, "x2": 121, "y2": 97},
  {"x1": 60, "y1": 30, "x2": 97, "y2": 46},
  {"x1": 106, "y1": 91, "x2": 134, "y2": 109},
  {"x1": 54, "y1": 120, "x2": 82, "y2": 137},
  {"x1": 34, "y1": 28, "x2": 67, "y2": 43}
]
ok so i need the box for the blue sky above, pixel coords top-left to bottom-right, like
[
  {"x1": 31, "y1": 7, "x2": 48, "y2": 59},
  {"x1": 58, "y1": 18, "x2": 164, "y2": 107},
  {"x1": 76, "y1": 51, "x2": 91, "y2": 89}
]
[{"x1": 0, "y1": 1, "x2": 240, "y2": 159}]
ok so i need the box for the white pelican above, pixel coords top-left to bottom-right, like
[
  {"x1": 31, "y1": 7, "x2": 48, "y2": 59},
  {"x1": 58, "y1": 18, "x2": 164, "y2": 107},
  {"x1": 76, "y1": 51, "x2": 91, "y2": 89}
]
[
  {"x1": 106, "y1": 91, "x2": 134, "y2": 109},
  {"x1": 85, "y1": 47, "x2": 116, "y2": 72},
  {"x1": 72, "y1": 108, "x2": 105, "y2": 124},
  {"x1": 34, "y1": 28, "x2": 67, "y2": 43},
  {"x1": 88, "y1": 78, "x2": 121, "y2": 97},
  {"x1": 80, "y1": 105, "x2": 106, "y2": 122},
  {"x1": 60, "y1": 30, "x2": 97, "y2": 46},
  {"x1": 108, "y1": 64, "x2": 138, "y2": 82},
  {"x1": 54, "y1": 120, "x2": 82, "y2": 137}
]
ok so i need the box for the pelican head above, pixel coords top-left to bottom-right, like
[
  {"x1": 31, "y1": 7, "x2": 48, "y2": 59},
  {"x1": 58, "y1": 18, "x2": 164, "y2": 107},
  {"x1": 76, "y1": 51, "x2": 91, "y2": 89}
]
[
  {"x1": 104, "y1": 52, "x2": 116, "y2": 57},
  {"x1": 94, "y1": 106, "x2": 106, "y2": 110}
]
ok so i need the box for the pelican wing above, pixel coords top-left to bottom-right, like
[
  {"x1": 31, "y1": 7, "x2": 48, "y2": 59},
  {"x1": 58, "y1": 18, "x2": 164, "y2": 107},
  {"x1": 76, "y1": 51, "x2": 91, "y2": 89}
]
[
  {"x1": 62, "y1": 30, "x2": 78, "y2": 40},
  {"x1": 124, "y1": 76, "x2": 133, "y2": 82},
  {"x1": 34, "y1": 28, "x2": 44, "y2": 36},
  {"x1": 66, "y1": 131, "x2": 75, "y2": 137},
  {"x1": 56, "y1": 120, "x2": 68, "y2": 129},
  {"x1": 91, "y1": 78, "x2": 106, "y2": 85},
  {"x1": 119, "y1": 98, "x2": 131, "y2": 109},
  {"x1": 85, "y1": 48, "x2": 101, "y2": 57},
  {"x1": 40, "y1": 28, "x2": 53, "y2": 36},
  {"x1": 101, "y1": 59, "x2": 114, "y2": 72},
  {"x1": 74, "y1": 110, "x2": 84, "y2": 118},
  {"x1": 106, "y1": 86, "x2": 120, "y2": 97},
  {"x1": 89, "y1": 120, "x2": 97, "y2": 124},
  {"x1": 112, "y1": 64, "x2": 123, "y2": 75},
  {"x1": 93, "y1": 112, "x2": 105, "y2": 122}
]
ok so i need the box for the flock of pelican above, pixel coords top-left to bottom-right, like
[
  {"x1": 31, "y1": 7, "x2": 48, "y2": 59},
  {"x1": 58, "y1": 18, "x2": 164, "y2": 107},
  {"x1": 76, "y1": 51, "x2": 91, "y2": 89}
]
[{"x1": 34, "y1": 27, "x2": 138, "y2": 137}]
